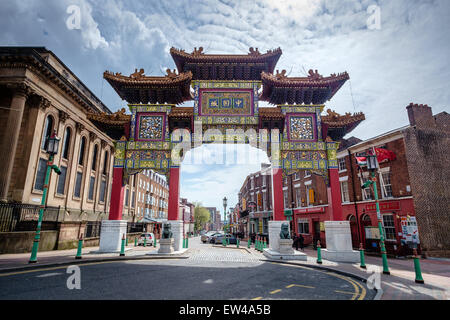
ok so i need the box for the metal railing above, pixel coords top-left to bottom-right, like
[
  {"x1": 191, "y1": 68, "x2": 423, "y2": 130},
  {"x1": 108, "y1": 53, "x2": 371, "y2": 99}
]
[
  {"x1": 0, "y1": 203, "x2": 60, "y2": 232},
  {"x1": 84, "y1": 221, "x2": 101, "y2": 238}
]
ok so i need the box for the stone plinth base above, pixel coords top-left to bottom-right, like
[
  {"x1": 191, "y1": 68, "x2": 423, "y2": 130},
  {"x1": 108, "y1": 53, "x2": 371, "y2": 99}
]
[
  {"x1": 321, "y1": 249, "x2": 359, "y2": 263},
  {"x1": 157, "y1": 238, "x2": 174, "y2": 254},
  {"x1": 268, "y1": 221, "x2": 286, "y2": 252},
  {"x1": 263, "y1": 249, "x2": 307, "y2": 261},
  {"x1": 279, "y1": 238, "x2": 294, "y2": 255},
  {"x1": 167, "y1": 220, "x2": 183, "y2": 252},
  {"x1": 321, "y1": 220, "x2": 359, "y2": 262},
  {"x1": 97, "y1": 220, "x2": 127, "y2": 253}
]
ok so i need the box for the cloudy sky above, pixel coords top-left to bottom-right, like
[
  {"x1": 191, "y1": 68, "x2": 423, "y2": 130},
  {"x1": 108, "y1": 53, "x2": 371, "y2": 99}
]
[{"x1": 1, "y1": 0, "x2": 449, "y2": 216}]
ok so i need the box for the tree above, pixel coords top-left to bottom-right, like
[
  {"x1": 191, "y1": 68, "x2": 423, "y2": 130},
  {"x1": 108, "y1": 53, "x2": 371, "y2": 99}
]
[{"x1": 193, "y1": 202, "x2": 210, "y2": 232}]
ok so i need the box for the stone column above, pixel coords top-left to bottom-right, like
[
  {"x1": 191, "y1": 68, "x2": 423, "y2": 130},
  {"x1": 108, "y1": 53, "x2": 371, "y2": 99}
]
[{"x1": 0, "y1": 83, "x2": 32, "y2": 201}]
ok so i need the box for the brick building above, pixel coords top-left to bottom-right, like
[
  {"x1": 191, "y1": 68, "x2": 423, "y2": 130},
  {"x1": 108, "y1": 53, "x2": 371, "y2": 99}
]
[
  {"x1": 180, "y1": 198, "x2": 194, "y2": 236},
  {"x1": 205, "y1": 207, "x2": 219, "y2": 231}
]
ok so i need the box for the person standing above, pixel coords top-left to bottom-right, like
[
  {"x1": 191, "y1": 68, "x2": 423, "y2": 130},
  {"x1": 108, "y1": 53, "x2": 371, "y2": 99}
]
[
  {"x1": 293, "y1": 233, "x2": 299, "y2": 251},
  {"x1": 299, "y1": 234, "x2": 305, "y2": 251}
]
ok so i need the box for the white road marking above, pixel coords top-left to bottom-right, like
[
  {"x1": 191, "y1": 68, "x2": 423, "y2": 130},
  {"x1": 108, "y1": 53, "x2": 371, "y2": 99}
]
[{"x1": 36, "y1": 272, "x2": 63, "y2": 278}]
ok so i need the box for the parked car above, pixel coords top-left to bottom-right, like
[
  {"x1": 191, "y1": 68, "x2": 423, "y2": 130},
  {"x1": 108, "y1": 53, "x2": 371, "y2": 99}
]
[
  {"x1": 138, "y1": 233, "x2": 155, "y2": 246},
  {"x1": 201, "y1": 231, "x2": 218, "y2": 243},
  {"x1": 214, "y1": 233, "x2": 237, "y2": 245}
]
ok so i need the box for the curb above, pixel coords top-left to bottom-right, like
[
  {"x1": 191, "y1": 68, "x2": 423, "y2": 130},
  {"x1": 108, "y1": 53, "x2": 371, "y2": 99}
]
[
  {"x1": 264, "y1": 259, "x2": 382, "y2": 300},
  {"x1": 0, "y1": 254, "x2": 190, "y2": 274},
  {"x1": 211, "y1": 245, "x2": 252, "y2": 253}
]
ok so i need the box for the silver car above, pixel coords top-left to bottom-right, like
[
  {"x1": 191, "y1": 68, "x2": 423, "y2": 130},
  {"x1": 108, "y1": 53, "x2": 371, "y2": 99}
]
[
  {"x1": 138, "y1": 232, "x2": 155, "y2": 246},
  {"x1": 201, "y1": 231, "x2": 222, "y2": 243}
]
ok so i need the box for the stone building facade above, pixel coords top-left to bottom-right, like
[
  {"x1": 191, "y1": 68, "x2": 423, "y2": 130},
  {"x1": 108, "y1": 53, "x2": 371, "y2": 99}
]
[{"x1": 0, "y1": 47, "x2": 115, "y2": 252}]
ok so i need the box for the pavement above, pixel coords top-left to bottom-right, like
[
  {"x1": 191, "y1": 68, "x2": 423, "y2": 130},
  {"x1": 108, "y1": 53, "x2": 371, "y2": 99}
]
[{"x1": 0, "y1": 237, "x2": 449, "y2": 300}]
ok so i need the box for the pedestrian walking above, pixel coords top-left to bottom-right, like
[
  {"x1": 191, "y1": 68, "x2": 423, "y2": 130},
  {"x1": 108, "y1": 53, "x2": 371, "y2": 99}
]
[
  {"x1": 293, "y1": 233, "x2": 299, "y2": 251},
  {"x1": 299, "y1": 234, "x2": 304, "y2": 251}
]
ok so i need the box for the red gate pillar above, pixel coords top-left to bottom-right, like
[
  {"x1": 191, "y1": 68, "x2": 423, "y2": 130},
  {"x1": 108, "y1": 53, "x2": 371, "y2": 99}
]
[
  {"x1": 167, "y1": 167, "x2": 180, "y2": 221},
  {"x1": 327, "y1": 168, "x2": 343, "y2": 221},
  {"x1": 108, "y1": 167, "x2": 125, "y2": 220},
  {"x1": 272, "y1": 168, "x2": 285, "y2": 221}
]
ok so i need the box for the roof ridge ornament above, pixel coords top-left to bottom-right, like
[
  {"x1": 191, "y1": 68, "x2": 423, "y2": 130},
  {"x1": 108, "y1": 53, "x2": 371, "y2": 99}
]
[
  {"x1": 192, "y1": 47, "x2": 204, "y2": 56},
  {"x1": 308, "y1": 69, "x2": 323, "y2": 80},
  {"x1": 130, "y1": 68, "x2": 145, "y2": 79},
  {"x1": 166, "y1": 68, "x2": 179, "y2": 79},
  {"x1": 248, "y1": 47, "x2": 261, "y2": 56},
  {"x1": 275, "y1": 69, "x2": 287, "y2": 79}
]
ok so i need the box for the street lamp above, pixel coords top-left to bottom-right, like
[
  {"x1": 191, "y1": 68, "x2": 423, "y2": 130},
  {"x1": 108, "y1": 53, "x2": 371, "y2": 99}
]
[
  {"x1": 363, "y1": 152, "x2": 390, "y2": 275},
  {"x1": 29, "y1": 130, "x2": 61, "y2": 263},
  {"x1": 223, "y1": 196, "x2": 227, "y2": 223}
]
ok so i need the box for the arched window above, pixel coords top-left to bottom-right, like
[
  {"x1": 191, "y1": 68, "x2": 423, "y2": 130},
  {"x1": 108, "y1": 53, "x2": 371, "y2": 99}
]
[
  {"x1": 41, "y1": 115, "x2": 54, "y2": 149},
  {"x1": 347, "y1": 215, "x2": 356, "y2": 223},
  {"x1": 62, "y1": 127, "x2": 71, "y2": 160},
  {"x1": 78, "y1": 137, "x2": 86, "y2": 165},
  {"x1": 91, "y1": 145, "x2": 98, "y2": 171},
  {"x1": 103, "y1": 150, "x2": 109, "y2": 175}
]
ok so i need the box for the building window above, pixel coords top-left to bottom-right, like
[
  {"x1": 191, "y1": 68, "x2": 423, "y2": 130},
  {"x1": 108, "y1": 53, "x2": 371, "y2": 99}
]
[
  {"x1": 262, "y1": 175, "x2": 266, "y2": 187},
  {"x1": 74, "y1": 172, "x2": 83, "y2": 198},
  {"x1": 131, "y1": 191, "x2": 135, "y2": 208},
  {"x1": 103, "y1": 151, "x2": 109, "y2": 175},
  {"x1": 62, "y1": 127, "x2": 71, "y2": 160},
  {"x1": 380, "y1": 171, "x2": 393, "y2": 198},
  {"x1": 34, "y1": 158, "x2": 47, "y2": 191},
  {"x1": 295, "y1": 188, "x2": 301, "y2": 207},
  {"x1": 41, "y1": 115, "x2": 54, "y2": 150},
  {"x1": 362, "y1": 176, "x2": 374, "y2": 200},
  {"x1": 88, "y1": 176, "x2": 95, "y2": 200},
  {"x1": 304, "y1": 170, "x2": 311, "y2": 178},
  {"x1": 298, "y1": 220, "x2": 310, "y2": 234},
  {"x1": 382, "y1": 214, "x2": 396, "y2": 241},
  {"x1": 91, "y1": 145, "x2": 98, "y2": 171},
  {"x1": 338, "y1": 158, "x2": 346, "y2": 172},
  {"x1": 306, "y1": 185, "x2": 314, "y2": 206},
  {"x1": 99, "y1": 179, "x2": 106, "y2": 203},
  {"x1": 283, "y1": 190, "x2": 289, "y2": 208},
  {"x1": 294, "y1": 172, "x2": 299, "y2": 180},
  {"x1": 56, "y1": 166, "x2": 68, "y2": 195},
  {"x1": 78, "y1": 137, "x2": 86, "y2": 165},
  {"x1": 340, "y1": 181, "x2": 350, "y2": 203},
  {"x1": 125, "y1": 189, "x2": 130, "y2": 207}
]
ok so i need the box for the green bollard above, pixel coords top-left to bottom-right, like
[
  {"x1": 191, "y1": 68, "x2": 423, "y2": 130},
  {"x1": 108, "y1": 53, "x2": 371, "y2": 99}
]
[
  {"x1": 316, "y1": 240, "x2": 323, "y2": 264},
  {"x1": 247, "y1": 238, "x2": 251, "y2": 249},
  {"x1": 126, "y1": 237, "x2": 128, "y2": 246},
  {"x1": 413, "y1": 249, "x2": 425, "y2": 284},
  {"x1": 144, "y1": 237, "x2": 147, "y2": 247},
  {"x1": 134, "y1": 237, "x2": 137, "y2": 247},
  {"x1": 255, "y1": 237, "x2": 259, "y2": 251},
  {"x1": 120, "y1": 234, "x2": 126, "y2": 256},
  {"x1": 186, "y1": 236, "x2": 189, "y2": 248},
  {"x1": 222, "y1": 237, "x2": 226, "y2": 246},
  {"x1": 237, "y1": 238, "x2": 240, "y2": 248},
  {"x1": 263, "y1": 239, "x2": 267, "y2": 250},
  {"x1": 359, "y1": 243, "x2": 366, "y2": 269},
  {"x1": 154, "y1": 237, "x2": 157, "y2": 248},
  {"x1": 75, "y1": 236, "x2": 83, "y2": 259}
]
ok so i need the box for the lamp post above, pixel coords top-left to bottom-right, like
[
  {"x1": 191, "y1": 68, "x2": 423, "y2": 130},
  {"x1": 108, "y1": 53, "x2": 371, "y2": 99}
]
[
  {"x1": 29, "y1": 130, "x2": 61, "y2": 263},
  {"x1": 365, "y1": 153, "x2": 390, "y2": 275},
  {"x1": 223, "y1": 196, "x2": 227, "y2": 231}
]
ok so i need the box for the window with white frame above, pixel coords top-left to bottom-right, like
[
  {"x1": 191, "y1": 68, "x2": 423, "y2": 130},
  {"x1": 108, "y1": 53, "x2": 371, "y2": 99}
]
[
  {"x1": 361, "y1": 175, "x2": 374, "y2": 200},
  {"x1": 295, "y1": 188, "x2": 301, "y2": 207},
  {"x1": 298, "y1": 219, "x2": 309, "y2": 234},
  {"x1": 251, "y1": 177, "x2": 254, "y2": 190},
  {"x1": 304, "y1": 170, "x2": 311, "y2": 178},
  {"x1": 380, "y1": 171, "x2": 393, "y2": 198},
  {"x1": 338, "y1": 158, "x2": 346, "y2": 172},
  {"x1": 305, "y1": 185, "x2": 312, "y2": 206},
  {"x1": 283, "y1": 190, "x2": 289, "y2": 208},
  {"x1": 340, "y1": 181, "x2": 350, "y2": 203},
  {"x1": 382, "y1": 214, "x2": 396, "y2": 241}
]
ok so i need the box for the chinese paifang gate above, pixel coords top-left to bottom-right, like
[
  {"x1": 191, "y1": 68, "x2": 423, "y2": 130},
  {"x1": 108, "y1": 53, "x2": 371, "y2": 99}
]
[{"x1": 88, "y1": 47, "x2": 365, "y2": 254}]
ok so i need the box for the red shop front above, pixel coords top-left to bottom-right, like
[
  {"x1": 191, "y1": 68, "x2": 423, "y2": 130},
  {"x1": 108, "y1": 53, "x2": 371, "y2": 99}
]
[
  {"x1": 292, "y1": 205, "x2": 331, "y2": 247},
  {"x1": 342, "y1": 198, "x2": 418, "y2": 255}
]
